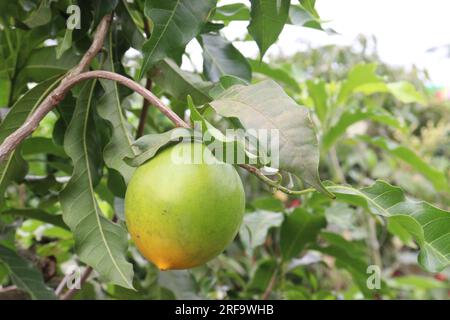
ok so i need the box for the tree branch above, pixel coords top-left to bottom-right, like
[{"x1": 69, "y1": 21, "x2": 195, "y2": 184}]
[
  {"x1": 0, "y1": 70, "x2": 188, "y2": 161},
  {"x1": 0, "y1": 14, "x2": 112, "y2": 161}
]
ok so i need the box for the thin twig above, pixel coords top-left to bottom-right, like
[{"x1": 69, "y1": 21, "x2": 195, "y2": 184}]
[
  {"x1": 60, "y1": 266, "x2": 93, "y2": 300},
  {"x1": 240, "y1": 164, "x2": 315, "y2": 195}
]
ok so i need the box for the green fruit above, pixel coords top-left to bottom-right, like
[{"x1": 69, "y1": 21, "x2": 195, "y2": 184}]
[{"x1": 125, "y1": 142, "x2": 245, "y2": 270}]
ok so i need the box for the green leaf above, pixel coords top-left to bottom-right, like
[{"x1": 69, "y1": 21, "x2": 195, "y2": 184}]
[
  {"x1": 24, "y1": 46, "x2": 79, "y2": 82},
  {"x1": 125, "y1": 128, "x2": 193, "y2": 167},
  {"x1": 359, "y1": 135, "x2": 448, "y2": 191},
  {"x1": 321, "y1": 108, "x2": 406, "y2": 152},
  {"x1": 1, "y1": 208, "x2": 68, "y2": 230},
  {"x1": 200, "y1": 33, "x2": 252, "y2": 82},
  {"x1": 56, "y1": 29, "x2": 73, "y2": 59},
  {"x1": 60, "y1": 81, "x2": 134, "y2": 289},
  {"x1": 247, "y1": 0, "x2": 290, "y2": 58},
  {"x1": 288, "y1": 3, "x2": 334, "y2": 33},
  {"x1": 0, "y1": 76, "x2": 61, "y2": 208},
  {"x1": 390, "y1": 275, "x2": 448, "y2": 290},
  {"x1": 23, "y1": 0, "x2": 52, "y2": 28},
  {"x1": 306, "y1": 79, "x2": 328, "y2": 123},
  {"x1": 280, "y1": 208, "x2": 326, "y2": 260},
  {"x1": 337, "y1": 63, "x2": 382, "y2": 105},
  {"x1": 328, "y1": 180, "x2": 450, "y2": 272},
  {"x1": 386, "y1": 81, "x2": 426, "y2": 104},
  {"x1": 0, "y1": 75, "x2": 10, "y2": 107},
  {"x1": 151, "y1": 58, "x2": 212, "y2": 104},
  {"x1": 97, "y1": 33, "x2": 137, "y2": 183},
  {"x1": 208, "y1": 80, "x2": 333, "y2": 197},
  {"x1": 0, "y1": 244, "x2": 56, "y2": 300},
  {"x1": 337, "y1": 63, "x2": 426, "y2": 105},
  {"x1": 239, "y1": 210, "x2": 283, "y2": 254},
  {"x1": 249, "y1": 59, "x2": 298, "y2": 90},
  {"x1": 213, "y1": 3, "x2": 249, "y2": 22},
  {"x1": 22, "y1": 137, "x2": 66, "y2": 158},
  {"x1": 139, "y1": 0, "x2": 217, "y2": 79}
]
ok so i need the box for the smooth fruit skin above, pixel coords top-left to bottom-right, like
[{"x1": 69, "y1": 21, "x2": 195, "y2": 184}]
[{"x1": 125, "y1": 142, "x2": 245, "y2": 270}]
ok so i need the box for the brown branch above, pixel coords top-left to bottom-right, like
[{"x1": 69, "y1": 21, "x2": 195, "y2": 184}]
[
  {"x1": 0, "y1": 14, "x2": 112, "y2": 161},
  {"x1": 136, "y1": 79, "x2": 152, "y2": 139},
  {"x1": 60, "y1": 266, "x2": 93, "y2": 300},
  {"x1": 0, "y1": 70, "x2": 188, "y2": 161}
]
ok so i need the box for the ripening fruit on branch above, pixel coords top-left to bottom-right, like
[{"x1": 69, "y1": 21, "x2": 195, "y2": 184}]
[{"x1": 125, "y1": 142, "x2": 245, "y2": 270}]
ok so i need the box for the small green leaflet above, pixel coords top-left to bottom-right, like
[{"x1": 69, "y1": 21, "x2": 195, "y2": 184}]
[
  {"x1": 0, "y1": 244, "x2": 56, "y2": 300},
  {"x1": 60, "y1": 80, "x2": 134, "y2": 289}
]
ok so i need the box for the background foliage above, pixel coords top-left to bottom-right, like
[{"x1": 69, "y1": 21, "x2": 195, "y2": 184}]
[{"x1": 0, "y1": 0, "x2": 449, "y2": 300}]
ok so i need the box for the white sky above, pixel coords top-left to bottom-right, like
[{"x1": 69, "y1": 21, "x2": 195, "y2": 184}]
[{"x1": 184, "y1": 0, "x2": 450, "y2": 86}]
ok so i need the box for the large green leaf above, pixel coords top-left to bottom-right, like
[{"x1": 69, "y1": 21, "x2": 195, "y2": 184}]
[
  {"x1": 247, "y1": 0, "x2": 290, "y2": 58},
  {"x1": 23, "y1": 46, "x2": 79, "y2": 82},
  {"x1": 151, "y1": 58, "x2": 212, "y2": 104},
  {"x1": 208, "y1": 80, "x2": 333, "y2": 197},
  {"x1": 200, "y1": 33, "x2": 252, "y2": 82},
  {"x1": 359, "y1": 135, "x2": 448, "y2": 191},
  {"x1": 280, "y1": 208, "x2": 326, "y2": 260},
  {"x1": 321, "y1": 108, "x2": 406, "y2": 152},
  {"x1": 97, "y1": 33, "x2": 136, "y2": 183},
  {"x1": 0, "y1": 244, "x2": 56, "y2": 300},
  {"x1": 60, "y1": 81, "x2": 134, "y2": 289},
  {"x1": 327, "y1": 180, "x2": 450, "y2": 272},
  {"x1": 139, "y1": 0, "x2": 217, "y2": 78},
  {"x1": 0, "y1": 76, "x2": 61, "y2": 207}
]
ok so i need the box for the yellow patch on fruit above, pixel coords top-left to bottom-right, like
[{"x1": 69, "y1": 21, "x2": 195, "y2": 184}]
[{"x1": 125, "y1": 142, "x2": 245, "y2": 270}]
